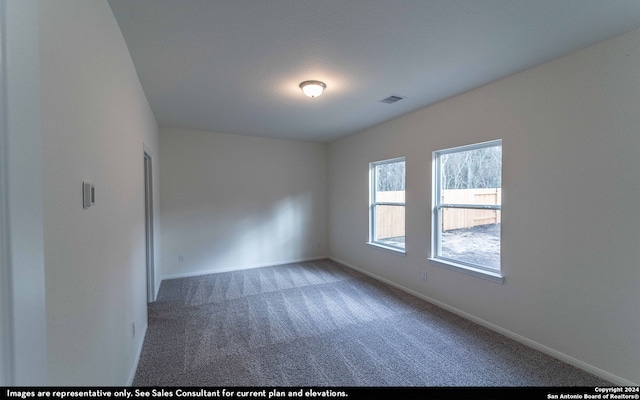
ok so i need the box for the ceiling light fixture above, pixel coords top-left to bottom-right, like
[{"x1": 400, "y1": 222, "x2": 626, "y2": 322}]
[{"x1": 299, "y1": 80, "x2": 326, "y2": 98}]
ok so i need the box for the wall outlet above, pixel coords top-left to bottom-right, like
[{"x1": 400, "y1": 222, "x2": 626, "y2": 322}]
[
  {"x1": 132, "y1": 321, "x2": 136, "y2": 337},
  {"x1": 178, "y1": 255, "x2": 184, "y2": 262},
  {"x1": 421, "y1": 270, "x2": 428, "y2": 281}
]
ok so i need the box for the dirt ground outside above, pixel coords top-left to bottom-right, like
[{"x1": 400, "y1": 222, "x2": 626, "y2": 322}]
[
  {"x1": 379, "y1": 223, "x2": 500, "y2": 270},
  {"x1": 441, "y1": 223, "x2": 500, "y2": 269}
]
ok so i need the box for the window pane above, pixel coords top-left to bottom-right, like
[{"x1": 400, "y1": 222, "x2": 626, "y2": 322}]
[
  {"x1": 375, "y1": 161, "x2": 405, "y2": 201},
  {"x1": 375, "y1": 205, "x2": 405, "y2": 249},
  {"x1": 440, "y1": 145, "x2": 501, "y2": 194},
  {"x1": 370, "y1": 158, "x2": 405, "y2": 252},
  {"x1": 440, "y1": 208, "x2": 500, "y2": 270}
]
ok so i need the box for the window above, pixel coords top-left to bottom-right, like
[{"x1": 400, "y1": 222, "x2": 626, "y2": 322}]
[
  {"x1": 369, "y1": 157, "x2": 405, "y2": 252},
  {"x1": 431, "y1": 140, "x2": 502, "y2": 281}
]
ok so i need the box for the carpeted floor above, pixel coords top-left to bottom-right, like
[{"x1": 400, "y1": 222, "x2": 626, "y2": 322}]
[{"x1": 133, "y1": 259, "x2": 609, "y2": 386}]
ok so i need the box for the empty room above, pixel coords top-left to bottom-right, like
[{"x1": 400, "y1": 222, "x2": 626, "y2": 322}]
[{"x1": 2, "y1": 0, "x2": 639, "y2": 390}]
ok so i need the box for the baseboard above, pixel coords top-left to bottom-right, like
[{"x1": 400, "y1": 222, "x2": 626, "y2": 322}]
[
  {"x1": 162, "y1": 255, "x2": 330, "y2": 281},
  {"x1": 329, "y1": 256, "x2": 637, "y2": 386},
  {"x1": 127, "y1": 322, "x2": 148, "y2": 386}
]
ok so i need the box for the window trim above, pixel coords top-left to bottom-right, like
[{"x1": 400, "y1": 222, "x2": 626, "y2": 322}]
[
  {"x1": 431, "y1": 140, "x2": 503, "y2": 282},
  {"x1": 368, "y1": 157, "x2": 406, "y2": 254}
]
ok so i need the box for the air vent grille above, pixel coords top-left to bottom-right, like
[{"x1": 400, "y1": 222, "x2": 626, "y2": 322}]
[{"x1": 380, "y1": 95, "x2": 406, "y2": 104}]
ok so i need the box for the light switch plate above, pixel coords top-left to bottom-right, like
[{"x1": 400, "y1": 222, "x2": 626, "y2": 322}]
[{"x1": 83, "y1": 182, "x2": 92, "y2": 208}]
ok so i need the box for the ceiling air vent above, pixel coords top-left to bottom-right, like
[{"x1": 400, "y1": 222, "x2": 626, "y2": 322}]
[{"x1": 379, "y1": 95, "x2": 406, "y2": 104}]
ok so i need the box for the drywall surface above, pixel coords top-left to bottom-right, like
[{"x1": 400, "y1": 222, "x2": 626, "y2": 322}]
[
  {"x1": 39, "y1": 0, "x2": 159, "y2": 385},
  {"x1": 160, "y1": 128, "x2": 328, "y2": 278},
  {"x1": 329, "y1": 28, "x2": 640, "y2": 384},
  {"x1": 1, "y1": 0, "x2": 48, "y2": 385}
]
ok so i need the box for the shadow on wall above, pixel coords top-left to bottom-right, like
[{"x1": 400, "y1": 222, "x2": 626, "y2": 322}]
[
  {"x1": 166, "y1": 191, "x2": 318, "y2": 275},
  {"x1": 236, "y1": 192, "x2": 314, "y2": 265}
]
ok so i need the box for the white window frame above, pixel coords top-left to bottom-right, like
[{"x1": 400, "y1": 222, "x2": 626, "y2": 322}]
[
  {"x1": 430, "y1": 140, "x2": 504, "y2": 283},
  {"x1": 368, "y1": 157, "x2": 406, "y2": 254}
]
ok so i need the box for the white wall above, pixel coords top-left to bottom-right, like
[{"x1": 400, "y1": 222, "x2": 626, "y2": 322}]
[
  {"x1": 329, "y1": 28, "x2": 640, "y2": 385},
  {"x1": 39, "y1": 1, "x2": 160, "y2": 385},
  {"x1": 160, "y1": 128, "x2": 327, "y2": 278},
  {"x1": 0, "y1": 0, "x2": 48, "y2": 385}
]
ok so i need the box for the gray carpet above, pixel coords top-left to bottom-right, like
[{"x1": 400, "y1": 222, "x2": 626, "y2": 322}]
[{"x1": 133, "y1": 259, "x2": 609, "y2": 386}]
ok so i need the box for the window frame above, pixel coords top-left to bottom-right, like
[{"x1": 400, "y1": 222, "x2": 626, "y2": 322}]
[
  {"x1": 430, "y1": 140, "x2": 504, "y2": 283},
  {"x1": 368, "y1": 157, "x2": 406, "y2": 254}
]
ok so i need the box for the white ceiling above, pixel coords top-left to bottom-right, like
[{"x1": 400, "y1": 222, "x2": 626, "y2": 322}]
[{"x1": 108, "y1": 0, "x2": 640, "y2": 143}]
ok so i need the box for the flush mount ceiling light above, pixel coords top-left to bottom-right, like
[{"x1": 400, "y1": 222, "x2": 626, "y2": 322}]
[{"x1": 299, "y1": 80, "x2": 326, "y2": 98}]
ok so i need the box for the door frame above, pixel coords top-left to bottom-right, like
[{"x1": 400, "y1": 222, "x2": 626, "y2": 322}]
[
  {"x1": 0, "y1": 0, "x2": 11, "y2": 384},
  {"x1": 143, "y1": 150, "x2": 156, "y2": 302},
  {"x1": 0, "y1": 0, "x2": 48, "y2": 385}
]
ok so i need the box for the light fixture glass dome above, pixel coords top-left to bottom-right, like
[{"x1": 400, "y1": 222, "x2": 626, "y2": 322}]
[{"x1": 299, "y1": 80, "x2": 326, "y2": 98}]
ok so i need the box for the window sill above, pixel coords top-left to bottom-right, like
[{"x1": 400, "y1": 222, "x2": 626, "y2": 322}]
[
  {"x1": 428, "y1": 257, "x2": 504, "y2": 284},
  {"x1": 367, "y1": 242, "x2": 406, "y2": 256}
]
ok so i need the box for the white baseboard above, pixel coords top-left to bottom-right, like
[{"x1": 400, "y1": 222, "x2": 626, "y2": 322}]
[
  {"x1": 162, "y1": 255, "x2": 330, "y2": 281},
  {"x1": 329, "y1": 256, "x2": 637, "y2": 386},
  {"x1": 127, "y1": 322, "x2": 148, "y2": 386}
]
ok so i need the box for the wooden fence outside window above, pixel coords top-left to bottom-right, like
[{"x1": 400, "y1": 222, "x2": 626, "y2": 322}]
[{"x1": 376, "y1": 188, "x2": 501, "y2": 239}]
